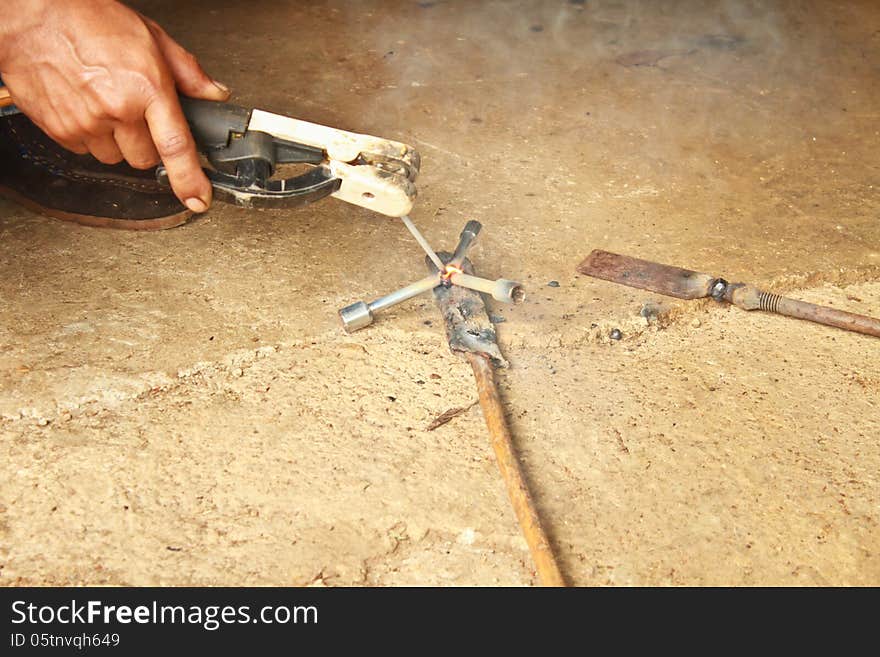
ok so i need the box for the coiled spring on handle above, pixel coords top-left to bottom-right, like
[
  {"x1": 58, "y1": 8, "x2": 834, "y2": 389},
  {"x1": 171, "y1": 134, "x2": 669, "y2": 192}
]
[{"x1": 759, "y1": 291, "x2": 782, "y2": 313}]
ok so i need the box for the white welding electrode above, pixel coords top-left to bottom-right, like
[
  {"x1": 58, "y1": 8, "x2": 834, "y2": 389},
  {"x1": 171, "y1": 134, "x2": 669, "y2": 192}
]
[{"x1": 401, "y1": 215, "x2": 445, "y2": 271}]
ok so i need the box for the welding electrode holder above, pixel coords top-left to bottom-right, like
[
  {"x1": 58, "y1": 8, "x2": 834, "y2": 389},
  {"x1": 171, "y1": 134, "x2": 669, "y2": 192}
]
[{"x1": 157, "y1": 97, "x2": 420, "y2": 215}]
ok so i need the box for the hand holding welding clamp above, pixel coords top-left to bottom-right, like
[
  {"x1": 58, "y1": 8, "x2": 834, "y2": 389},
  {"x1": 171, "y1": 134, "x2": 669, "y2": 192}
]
[{"x1": 156, "y1": 98, "x2": 420, "y2": 217}]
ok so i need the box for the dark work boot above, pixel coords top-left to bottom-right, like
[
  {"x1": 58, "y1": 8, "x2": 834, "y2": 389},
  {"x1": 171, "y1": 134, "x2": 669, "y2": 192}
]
[{"x1": 0, "y1": 113, "x2": 191, "y2": 230}]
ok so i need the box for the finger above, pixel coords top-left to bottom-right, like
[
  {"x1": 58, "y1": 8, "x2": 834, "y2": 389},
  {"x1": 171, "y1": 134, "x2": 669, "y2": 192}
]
[
  {"x1": 83, "y1": 134, "x2": 124, "y2": 165},
  {"x1": 144, "y1": 93, "x2": 211, "y2": 212},
  {"x1": 114, "y1": 120, "x2": 160, "y2": 170},
  {"x1": 143, "y1": 17, "x2": 230, "y2": 101}
]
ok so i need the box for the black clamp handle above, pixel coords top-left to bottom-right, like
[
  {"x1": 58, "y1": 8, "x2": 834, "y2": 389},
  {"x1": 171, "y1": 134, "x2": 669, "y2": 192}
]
[{"x1": 156, "y1": 98, "x2": 341, "y2": 209}]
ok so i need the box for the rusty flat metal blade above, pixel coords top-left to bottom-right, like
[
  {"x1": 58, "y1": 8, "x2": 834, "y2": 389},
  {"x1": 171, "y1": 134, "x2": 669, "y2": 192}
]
[{"x1": 577, "y1": 250, "x2": 716, "y2": 300}]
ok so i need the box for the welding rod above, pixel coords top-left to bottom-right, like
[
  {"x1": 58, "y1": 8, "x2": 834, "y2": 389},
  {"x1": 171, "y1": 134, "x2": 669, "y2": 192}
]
[
  {"x1": 401, "y1": 215, "x2": 445, "y2": 271},
  {"x1": 339, "y1": 273, "x2": 441, "y2": 332}
]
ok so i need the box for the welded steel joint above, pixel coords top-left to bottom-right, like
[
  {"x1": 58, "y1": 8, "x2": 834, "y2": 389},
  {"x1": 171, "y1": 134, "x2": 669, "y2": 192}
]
[
  {"x1": 339, "y1": 221, "x2": 525, "y2": 332},
  {"x1": 710, "y1": 278, "x2": 729, "y2": 301}
]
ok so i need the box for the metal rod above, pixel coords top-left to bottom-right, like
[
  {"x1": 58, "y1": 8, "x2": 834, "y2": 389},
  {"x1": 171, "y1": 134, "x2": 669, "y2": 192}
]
[
  {"x1": 370, "y1": 273, "x2": 440, "y2": 313},
  {"x1": 448, "y1": 272, "x2": 525, "y2": 304},
  {"x1": 401, "y1": 215, "x2": 445, "y2": 271},
  {"x1": 449, "y1": 220, "x2": 482, "y2": 268},
  {"x1": 339, "y1": 273, "x2": 441, "y2": 331},
  {"x1": 466, "y1": 352, "x2": 566, "y2": 587}
]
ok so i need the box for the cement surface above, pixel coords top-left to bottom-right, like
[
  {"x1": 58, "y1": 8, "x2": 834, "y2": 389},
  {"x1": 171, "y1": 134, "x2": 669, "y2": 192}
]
[{"x1": 1, "y1": 0, "x2": 878, "y2": 585}]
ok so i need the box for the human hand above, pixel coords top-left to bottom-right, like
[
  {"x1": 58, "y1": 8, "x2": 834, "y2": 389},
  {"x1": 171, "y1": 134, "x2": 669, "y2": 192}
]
[{"x1": 0, "y1": 0, "x2": 229, "y2": 212}]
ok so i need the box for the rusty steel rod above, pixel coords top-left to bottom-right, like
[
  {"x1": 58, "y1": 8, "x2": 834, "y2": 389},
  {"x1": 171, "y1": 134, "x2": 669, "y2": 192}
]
[{"x1": 466, "y1": 352, "x2": 566, "y2": 587}]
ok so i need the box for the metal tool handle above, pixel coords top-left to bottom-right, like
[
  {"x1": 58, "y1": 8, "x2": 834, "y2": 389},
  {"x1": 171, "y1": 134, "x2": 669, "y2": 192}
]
[
  {"x1": 449, "y1": 220, "x2": 482, "y2": 268},
  {"x1": 370, "y1": 274, "x2": 441, "y2": 313},
  {"x1": 339, "y1": 273, "x2": 441, "y2": 331},
  {"x1": 728, "y1": 284, "x2": 880, "y2": 338}
]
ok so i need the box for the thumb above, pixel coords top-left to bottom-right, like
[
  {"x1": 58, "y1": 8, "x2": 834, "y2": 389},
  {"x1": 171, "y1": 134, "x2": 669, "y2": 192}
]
[{"x1": 143, "y1": 17, "x2": 230, "y2": 102}]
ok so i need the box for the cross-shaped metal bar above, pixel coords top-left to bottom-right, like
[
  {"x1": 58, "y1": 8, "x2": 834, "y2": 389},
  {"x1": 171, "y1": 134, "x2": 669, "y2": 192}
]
[{"x1": 338, "y1": 221, "x2": 524, "y2": 332}]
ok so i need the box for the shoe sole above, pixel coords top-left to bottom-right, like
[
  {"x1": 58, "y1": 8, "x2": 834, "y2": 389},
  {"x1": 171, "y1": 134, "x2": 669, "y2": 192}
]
[{"x1": 0, "y1": 185, "x2": 193, "y2": 231}]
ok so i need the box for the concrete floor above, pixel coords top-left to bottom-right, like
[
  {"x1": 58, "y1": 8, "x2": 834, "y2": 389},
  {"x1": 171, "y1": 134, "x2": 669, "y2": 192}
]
[{"x1": 1, "y1": 0, "x2": 879, "y2": 585}]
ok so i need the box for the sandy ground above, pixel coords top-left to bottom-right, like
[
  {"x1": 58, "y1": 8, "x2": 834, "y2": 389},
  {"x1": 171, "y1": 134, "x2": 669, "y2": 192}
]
[{"x1": 1, "y1": 0, "x2": 879, "y2": 586}]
